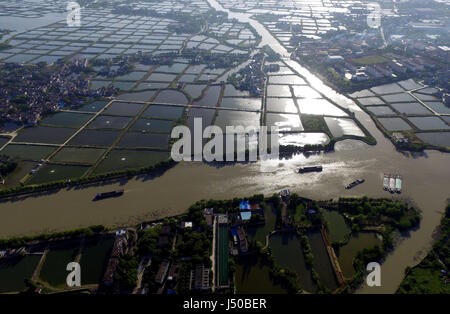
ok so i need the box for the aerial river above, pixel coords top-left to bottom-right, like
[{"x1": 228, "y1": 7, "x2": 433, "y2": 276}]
[{"x1": 0, "y1": 0, "x2": 449, "y2": 294}]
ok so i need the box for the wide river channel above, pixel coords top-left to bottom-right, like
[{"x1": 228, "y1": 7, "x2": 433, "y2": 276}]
[{"x1": 0, "y1": 0, "x2": 449, "y2": 293}]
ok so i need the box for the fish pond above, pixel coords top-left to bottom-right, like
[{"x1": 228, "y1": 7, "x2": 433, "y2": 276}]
[
  {"x1": 39, "y1": 241, "x2": 81, "y2": 288},
  {"x1": 269, "y1": 233, "x2": 317, "y2": 293},
  {"x1": 79, "y1": 236, "x2": 114, "y2": 285},
  {"x1": 246, "y1": 203, "x2": 277, "y2": 244},
  {"x1": 336, "y1": 232, "x2": 382, "y2": 278},
  {"x1": 0, "y1": 255, "x2": 41, "y2": 293},
  {"x1": 234, "y1": 254, "x2": 288, "y2": 294}
]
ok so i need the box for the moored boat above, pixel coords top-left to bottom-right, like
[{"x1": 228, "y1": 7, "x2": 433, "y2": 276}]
[
  {"x1": 395, "y1": 175, "x2": 402, "y2": 193},
  {"x1": 389, "y1": 175, "x2": 396, "y2": 193},
  {"x1": 383, "y1": 174, "x2": 389, "y2": 191}
]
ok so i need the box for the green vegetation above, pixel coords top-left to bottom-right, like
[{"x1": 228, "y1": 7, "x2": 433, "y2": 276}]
[
  {"x1": 261, "y1": 45, "x2": 281, "y2": 62},
  {"x1": 175, "y1": 229, "x2": 211, "y2": 266},
  {"x1": 112, "y1": 7, "x2": 228, "y2": 35},
  {"x1": 301, "y1": 235, "x2": 314, "y2": 267},
  {"x1": 287, "y1": 194, "x2": 322, "y2": 229},
  {"x1": 0, "y1": 155, "x2": 18, "y2": 178},
  {"x1": 115, "y1": 254, "x2": 139, "y2": 291},
  {"x1": 350, "y1": 245, "x2": 385, "y2": 289},
  {"x1": 325, "y1": 197, "x2": 421, "y2": 236},
  {"x1": 351, "y1": 55, "x2": 389, "y2": 65},
  {"x1": 0, "y1": 225, "x2": 106, "y2": 249},
  {"x1": 254, "y1": 13, "x2": 280, "y2": 23},
  {"x1": 301, "y1": 115, "x2": 331, "y2": 134},
  {"x1": 397, "y1": 204, "x2": 450, "y2": 293}
]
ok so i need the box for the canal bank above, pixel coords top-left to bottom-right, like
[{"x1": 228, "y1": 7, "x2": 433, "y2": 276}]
[{"x1": 0, "y1": 0, "x2": 448, "y2": 295}]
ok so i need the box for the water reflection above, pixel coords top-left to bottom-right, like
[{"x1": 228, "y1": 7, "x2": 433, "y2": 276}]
[{"x1": 278, "y1": 133, "x2": 329, "y2": 147}]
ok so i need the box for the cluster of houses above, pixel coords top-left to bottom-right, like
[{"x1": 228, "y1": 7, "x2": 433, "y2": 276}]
[
  {"x1": 102, "y1": 229, "x2": 130, "y2": 287},
  {"x1": 292, "y1": 17, "x2": 448, "y2": 88},
  {"x1": 153, "y1": 259, "x2": 210, "y2": 294},
  {"x1": 0, "y1": 58, "x2": 117, "y2": 126},
  {"x1": 138, "y1": 218, "x2": 212, "y2": 294},
  {"x1": 0, "y1": 247, "x2": 27, "y2": 258},
  {"x1": 297, "y1": 35, "x2": 439, "y2": 82},
  {"x1": 230, "y1": 200, "x2": 266, "y2": 256},
  {"x1": 230, "y1": 53, "x2": 265, "y2": 96},
  {"x1": 96, "y1": 60, "x2": 133, "y2": 78},
  {"x1": 338, "y1": 54, "x2": 437, "y2": 82}
]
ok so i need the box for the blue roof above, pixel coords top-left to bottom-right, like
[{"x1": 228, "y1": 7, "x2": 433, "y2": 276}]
[
  {"x1": 239, "y1": 200, "x2": 250, "y2": 210},
  {"x1": 240, "y1": 211, "x2": 252, "y2": 221}
]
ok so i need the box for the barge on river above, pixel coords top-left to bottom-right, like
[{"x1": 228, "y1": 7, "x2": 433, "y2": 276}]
[
  {"x1": 346, "y1": 179, "x2": 365, "y2": 189},
  {"x1": 94, "y1": 189, "x2": 124, "y2": 201},
  {"x1": 298, "y1": 166, "x2": 323, "y2": 174}
]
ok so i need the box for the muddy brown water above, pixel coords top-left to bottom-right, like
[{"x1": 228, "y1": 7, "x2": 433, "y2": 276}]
[{"x1": 0, "y1": 0, "x2": 448, "y2": 294}]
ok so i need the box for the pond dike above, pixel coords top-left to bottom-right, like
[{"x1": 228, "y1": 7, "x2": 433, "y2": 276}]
[{"x1": 320, "y1": 225, "x2": 345, "y2": 289}]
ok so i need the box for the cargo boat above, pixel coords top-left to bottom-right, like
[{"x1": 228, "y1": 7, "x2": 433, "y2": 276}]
[
  {"x1": 383, "y1": 174, "x2": 389, "y2": 191},
  {"x1": 395, "y1": 175, "x2": 402, "y2": 194},
  {"x1": 94, "y1": 189, "x2": 124, "y2": 200},
  {"x1": 298, "y1": 166, "x2": 323, "y2": 174},
  {"x1": 346, "y1": 179, "x2": 365, "y2": 189}
]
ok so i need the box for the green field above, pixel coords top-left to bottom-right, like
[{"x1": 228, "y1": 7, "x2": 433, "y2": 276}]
[
  {"x1": 321, "y1": 209, "x2": 350, "y2": 243},
  {"x1": 27, "y1": 164, "x2": 90, "y2": 184},
  {"x1": 301, "y1": 115, "x2": 331, "y2": 134},
  {"x1": 0, "y1": 144, "x2": 56, "y2": 161},
  {"x1": 352, "y1": 55, "x2": 389, "y2": 65},
  {"x1": 398, "y1": 267, "x2": 450, "y2": 294},
  {"x1": 2, "y1": 161, "x2": 37, "y2": 188}
]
